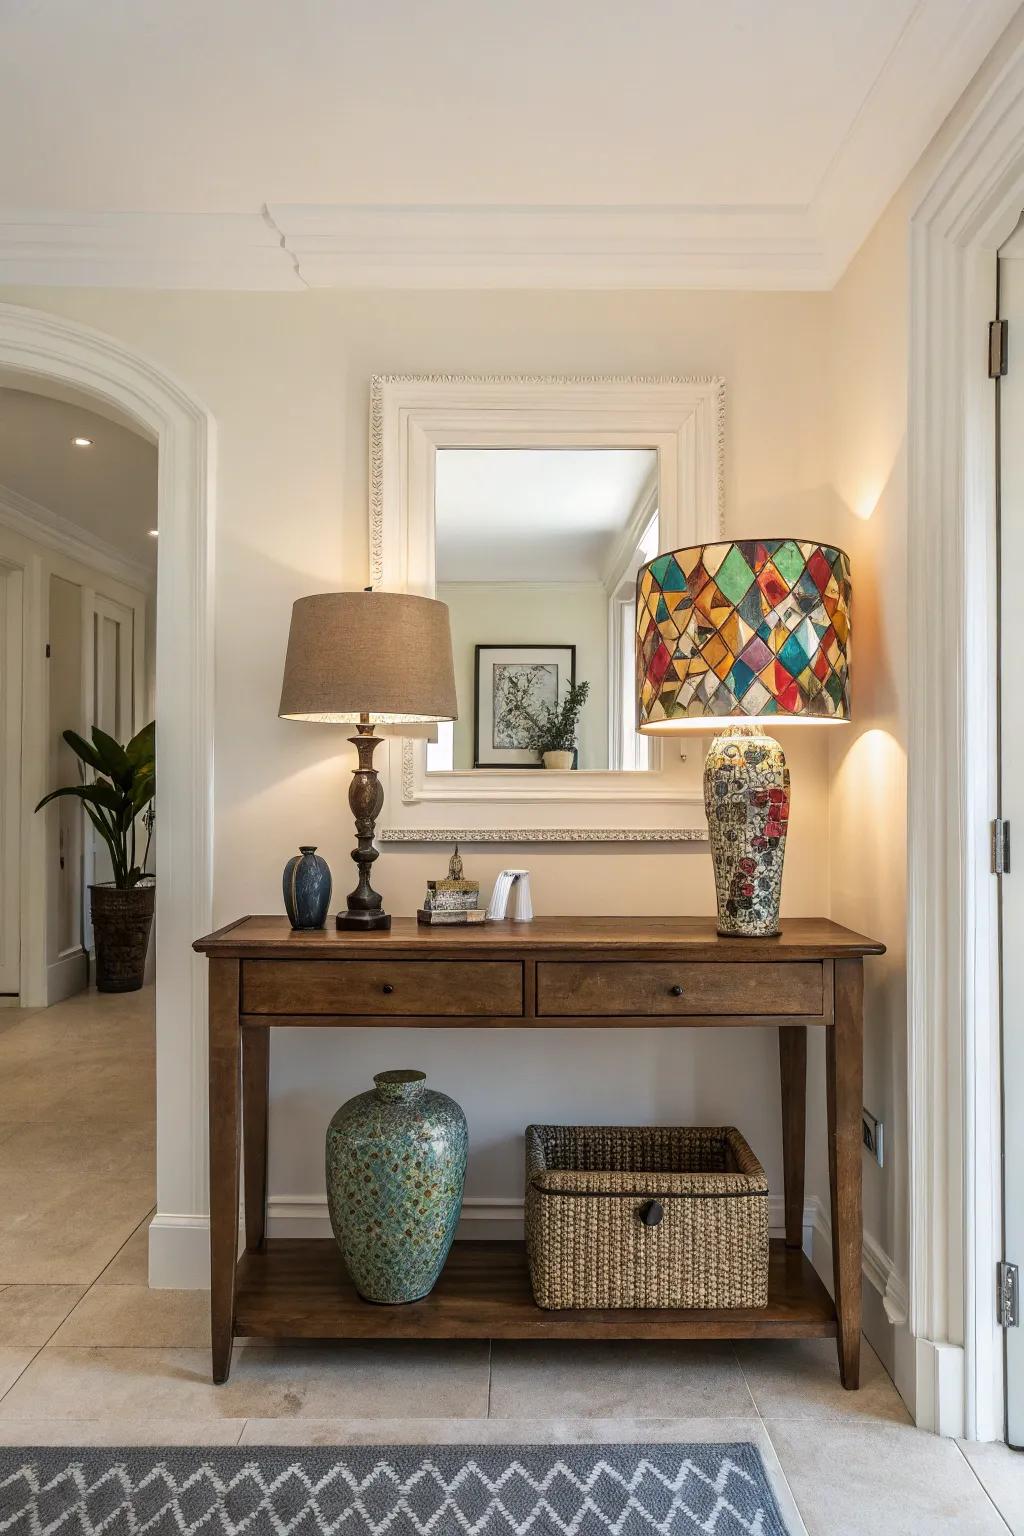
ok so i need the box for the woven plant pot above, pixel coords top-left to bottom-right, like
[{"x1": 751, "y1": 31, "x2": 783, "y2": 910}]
[
  {"x1": 89, "y1": 881, "x2": 155, "y2": 993},
  {"x1": 525, "y1": 1124, "x2": 768, "y2": 1310}
]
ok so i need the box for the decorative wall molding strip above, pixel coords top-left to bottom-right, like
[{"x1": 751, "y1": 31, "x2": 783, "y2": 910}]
[
  {"x1": 0, "y1": 480, "x2": 154, "y2": 592},
  {"x1": 378, "y1": 827, "x2": 708, "y2": 843}
]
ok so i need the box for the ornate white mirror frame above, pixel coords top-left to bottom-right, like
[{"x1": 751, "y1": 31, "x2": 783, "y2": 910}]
[{"x1": 370, "y1": 374, "x2": 724, "y2": 843}]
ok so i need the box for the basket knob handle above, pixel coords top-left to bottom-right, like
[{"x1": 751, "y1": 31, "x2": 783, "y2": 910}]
[{"x1": 639, "y1": 1199, "x2": 664, "y2": 1227}]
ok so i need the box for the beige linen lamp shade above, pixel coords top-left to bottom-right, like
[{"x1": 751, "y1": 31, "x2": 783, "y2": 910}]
[{"x1": 278, "y1": 590, "x2": 458, "y2": 725}]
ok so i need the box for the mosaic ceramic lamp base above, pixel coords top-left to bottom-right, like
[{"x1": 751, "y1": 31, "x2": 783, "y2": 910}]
[{"x1": 705, "y1": 726, "x2": 790, "y2": 938}]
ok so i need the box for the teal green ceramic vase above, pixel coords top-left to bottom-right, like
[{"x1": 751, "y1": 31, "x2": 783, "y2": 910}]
[{"x1": 325, "y1": 1069, "x2": 468, "y2": 1304}]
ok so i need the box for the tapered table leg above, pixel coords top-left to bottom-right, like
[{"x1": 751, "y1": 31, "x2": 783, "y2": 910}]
[
  {"x1": 209, "y1": 958, "x2": 241, "y2": 1385},
  {"x1": 779, "y1": 1025, "x2": 807, "y2": 1249},
  {"x1": 242, "y1": 1026, "x2": 270, "y2": 1253},
  {"x1": 827, "y1": 958, "x2": 864, "y2": 1389}
]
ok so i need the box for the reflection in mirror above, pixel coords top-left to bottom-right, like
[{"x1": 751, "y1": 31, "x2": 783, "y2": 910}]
[{"x1": 429, "y1": 448, "x2": 658, "y2": 773}]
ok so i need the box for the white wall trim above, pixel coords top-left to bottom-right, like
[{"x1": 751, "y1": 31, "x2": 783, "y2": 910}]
[
  {"x1": 0, "y1": 302, "x2": 216, "y2": 1289},
  {"x1": 46, "y1": 948, "x2": 87, "y2": 1006},
  {"x1": 0, "y1": 210, "x2": 300, "y2": 292},
  {"x1": 147, "y1": 1213, "x2": 213, "y2": 1290},
  {"x1": 0, "y1": 481, "x2": 154, "y2": 593},
  {"x1": 906, "y1": 32, "x2": 1024, "y2": 1441}
]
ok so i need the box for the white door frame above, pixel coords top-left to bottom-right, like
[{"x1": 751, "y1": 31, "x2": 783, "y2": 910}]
[
  {"x1": 0, "y1": 302, "x2": 215, "y2": 1287},
  {"x1": 0, "y1": 558, "x2": 24, "y2": 999},
  {"x1": 907, "y1": 37, "x2": 1024, "y2": 1440}
]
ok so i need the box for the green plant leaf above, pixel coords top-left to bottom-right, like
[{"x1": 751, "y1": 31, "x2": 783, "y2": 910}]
[
  {"x1": 62, "y1": 730, "x2": 105, "y2": 774},
  {"x1": 125, "y1": 720, "x2": 155, "y2": 772},
  {"x1": 83, "y1": 804, "x2": 127, "y2": 886},
  {"x1": 35, "y1": 781, "x2": 123, "y2": 816},
  {"x1": 131, "y1": 777, "x2": 155, "y2": 815},
  {"x1": 90, "y1": 726, "x2": 132, "y2": 785}
]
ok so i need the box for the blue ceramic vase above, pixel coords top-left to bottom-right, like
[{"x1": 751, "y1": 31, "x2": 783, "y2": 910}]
[
  {"x1": 325, "y1": 1069, "x2": 468, "y2": 1304},
  {"x1": 283, "y1": 845, "x2": 332, "y2": 930}
]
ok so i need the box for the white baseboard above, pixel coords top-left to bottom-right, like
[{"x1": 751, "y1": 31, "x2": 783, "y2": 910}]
[
  {"x1": 912, "y1": 1337, "x2": 966, "y2": 1437},
  {"x1": 148, "y1": 1213, "x2": 210, "y2": 1290},
  {"x1": 46, "y1": 949, "x2": 88, "y2": 1006}
]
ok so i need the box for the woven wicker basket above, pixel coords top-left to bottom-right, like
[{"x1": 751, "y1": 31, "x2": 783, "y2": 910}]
[{"x1": 525, "y1": 1124, "x2": 769, "y2": 1310}]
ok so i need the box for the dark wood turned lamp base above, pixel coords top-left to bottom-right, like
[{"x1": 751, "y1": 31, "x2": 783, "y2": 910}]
[{"x1": 336, "y1": 910, "x2": 391, "y2": 931}]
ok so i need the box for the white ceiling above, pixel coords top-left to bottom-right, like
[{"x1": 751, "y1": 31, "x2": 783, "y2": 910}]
[
  {"x1": 436, "y1": 448, "x2": 655, "y2": 582},
  {"x1": 0, "y1": 388, "x2": 158, "y2": 578},
  {"x1": 0, "y1": 0, "x2": 1018, "y2": 290}
]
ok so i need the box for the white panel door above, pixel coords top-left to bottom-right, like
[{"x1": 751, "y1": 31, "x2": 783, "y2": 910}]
[
  {"x1": 82, "y1": 593, "x2": 135, "y2": 949},
  {"x1": 0, "y1": 562, "x2": 23, "y2": 997},
  {"x1": 1000, "y1": 237, "x2": 1024, "y2": 1447}
]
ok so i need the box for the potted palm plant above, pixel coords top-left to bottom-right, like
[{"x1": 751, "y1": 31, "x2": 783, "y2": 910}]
[{"x1": 36, "y1": 721, "x2": 156, "y2": 992}]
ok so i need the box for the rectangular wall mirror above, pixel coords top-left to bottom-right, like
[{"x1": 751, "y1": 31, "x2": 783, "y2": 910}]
[
  {"x1": 371, "y1": 375, "x2": 724, "y2": 842},
  {"x1": 430, "y1": 447, "x2": 658, "y2": 776}
]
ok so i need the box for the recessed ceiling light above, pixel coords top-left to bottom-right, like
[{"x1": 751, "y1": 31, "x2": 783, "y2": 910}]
[
  {"x1": 148, "y1": 529, "x2": 159, "y2": 538},
  {"x1": 71, "y1": 435, "x2": 93, "y2": 448}
]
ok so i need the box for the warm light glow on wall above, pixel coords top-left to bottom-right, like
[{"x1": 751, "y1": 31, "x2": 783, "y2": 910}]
[{"x1": 854, "y1": 485, "x2": 882, "y2": 521}]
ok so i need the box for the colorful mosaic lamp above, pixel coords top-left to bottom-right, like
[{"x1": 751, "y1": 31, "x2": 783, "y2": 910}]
[{"x1": 635, "y1": 539, "x2": 851, "y2": 937}]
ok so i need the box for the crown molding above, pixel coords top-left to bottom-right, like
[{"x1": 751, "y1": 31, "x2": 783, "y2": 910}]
[
  {"x1": 0, "y1": 479, "x2": 154, "y2": 592},
  {"x1": 0, "y1": 2, "x2": 1016, "y2": 294},
  {"x1": 267, "y1": 202, "x2": 830, "y2": 290},
  {"x1": 0, "y1": 210, "x2": 304, "y2": 291}
]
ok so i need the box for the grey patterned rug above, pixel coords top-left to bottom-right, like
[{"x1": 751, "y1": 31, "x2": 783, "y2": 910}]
[{"x1": 0, "y1": 1444, "x2": 791, "y2": 1534}]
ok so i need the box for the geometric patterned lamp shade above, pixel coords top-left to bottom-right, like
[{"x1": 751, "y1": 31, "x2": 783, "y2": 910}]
[{"x1": 636, "y1": 539, "x2": 851, "y2": 730}]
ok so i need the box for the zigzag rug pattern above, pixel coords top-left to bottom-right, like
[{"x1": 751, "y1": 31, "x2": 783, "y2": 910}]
[{"x1": 0, "y1": 1443, "x2": 791, "y2": 1535}]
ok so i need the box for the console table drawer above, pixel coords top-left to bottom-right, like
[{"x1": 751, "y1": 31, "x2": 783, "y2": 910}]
[
  {"x1": 536, "y1": 961, "x2": 823, "y2": 1017},
  {"x1": 243, "y1": 959, "x2": 523, "y2": 1016}
]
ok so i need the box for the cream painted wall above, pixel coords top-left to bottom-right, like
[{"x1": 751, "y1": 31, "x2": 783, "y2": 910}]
[
  {"x1": 0, "y1": 283, "x2": 841, "y2": 1248},
  {"x1": 438, "y1": 581, "x2": 609, "y2": 770},
  {"x1": 823, "y1": 185, "x2": 912, "y2": 1367}
]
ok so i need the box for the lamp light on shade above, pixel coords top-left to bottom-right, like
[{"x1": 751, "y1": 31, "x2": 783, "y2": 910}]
[
  {"x1": 636, "y1": 539, "x2": 851, "y2": 936},
  {"x1": 279, "y1": 589, "x2": 457, "y2": 930}
]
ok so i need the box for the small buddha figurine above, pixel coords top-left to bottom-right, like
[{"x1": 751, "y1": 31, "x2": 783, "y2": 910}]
[{"x1": 424, "y1": 842, "x2": 479, "y2": 912}]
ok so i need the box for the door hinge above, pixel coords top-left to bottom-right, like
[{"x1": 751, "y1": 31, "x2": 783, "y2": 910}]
[
  {"x1": 999, "y1": 1261, "x2": 1019, "y2": 1327},
  {"x1": 44, "y1": 642, "x2": 50, "y2": 658},
  {"x1": 993, "y1": 818, "x2": 1011, "y2": 875},
  {"x1": 990, "y1": 319, "x2": 1008, "y2": 378}
]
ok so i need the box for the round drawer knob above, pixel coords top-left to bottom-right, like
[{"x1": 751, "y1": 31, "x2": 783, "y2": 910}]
[
  {"x1": 381, "y1": 983, "x2": 394, "y2": 995},
  {"x1": 669, "y1": 984, "x2": 684, "y2": 997},
  {"x1": 640, "y1": 1199, "x2": 664, "y2": 1227}
]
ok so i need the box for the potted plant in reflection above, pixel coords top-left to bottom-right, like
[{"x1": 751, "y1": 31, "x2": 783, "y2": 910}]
[
  {"x1": 35, "y1": 722, "x2": 156, "y2": 992},
  {"x1": 501, "y1": 676, "x2": 590, "y2": 769}
]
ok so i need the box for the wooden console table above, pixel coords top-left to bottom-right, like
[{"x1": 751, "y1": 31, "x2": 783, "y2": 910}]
[{"x1": 194, "y1": 915, "x2": 884, "y2": 1386}]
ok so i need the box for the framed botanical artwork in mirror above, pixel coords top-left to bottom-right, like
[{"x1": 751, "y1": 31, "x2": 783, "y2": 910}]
[{"x1": 474, "y1": 644, "x2": 576, "y2": 768}]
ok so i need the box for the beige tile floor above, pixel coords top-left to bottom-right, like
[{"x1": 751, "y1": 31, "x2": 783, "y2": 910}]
[{"x1": 1, "y1": 988, "x2": 1023, "y2": 1533}]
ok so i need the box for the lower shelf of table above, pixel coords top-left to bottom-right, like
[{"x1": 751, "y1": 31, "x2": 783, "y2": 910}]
[{"x1": 234, "y1": 1238, "x2": 837, "y2": 1341}]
